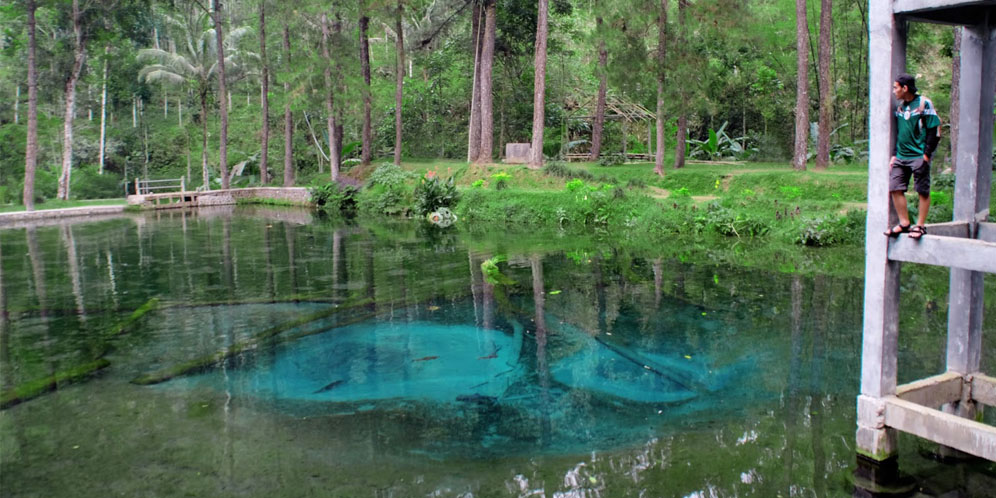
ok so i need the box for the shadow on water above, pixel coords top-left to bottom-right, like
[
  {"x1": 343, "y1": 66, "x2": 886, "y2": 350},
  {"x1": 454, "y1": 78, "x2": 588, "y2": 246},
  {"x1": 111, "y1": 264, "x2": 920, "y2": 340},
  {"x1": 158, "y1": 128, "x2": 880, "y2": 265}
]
[{"x1": 0, "y1": 206, "x2": 994, "y2": 497}]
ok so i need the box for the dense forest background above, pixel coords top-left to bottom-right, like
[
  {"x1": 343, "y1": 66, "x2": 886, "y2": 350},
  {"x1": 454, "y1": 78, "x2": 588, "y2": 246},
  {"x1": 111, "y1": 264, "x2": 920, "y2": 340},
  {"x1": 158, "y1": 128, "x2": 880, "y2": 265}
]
[{"x1": 0, "y1": 0, "x2": 962, "y2": 202}]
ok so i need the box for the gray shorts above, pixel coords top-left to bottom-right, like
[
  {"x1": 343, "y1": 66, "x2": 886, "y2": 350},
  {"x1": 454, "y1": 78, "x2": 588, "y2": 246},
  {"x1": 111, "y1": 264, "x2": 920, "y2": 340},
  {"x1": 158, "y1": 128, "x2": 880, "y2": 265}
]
[{"x1": 889, "y1": 157, "x2": 931, "y2": 195}]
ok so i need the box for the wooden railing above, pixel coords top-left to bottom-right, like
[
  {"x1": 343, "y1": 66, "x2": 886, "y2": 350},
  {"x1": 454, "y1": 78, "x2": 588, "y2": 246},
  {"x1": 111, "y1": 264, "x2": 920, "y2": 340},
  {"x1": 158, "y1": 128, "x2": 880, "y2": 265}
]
[{"x1": 134, "y1": 177, "x2": 185, "y2": 195}]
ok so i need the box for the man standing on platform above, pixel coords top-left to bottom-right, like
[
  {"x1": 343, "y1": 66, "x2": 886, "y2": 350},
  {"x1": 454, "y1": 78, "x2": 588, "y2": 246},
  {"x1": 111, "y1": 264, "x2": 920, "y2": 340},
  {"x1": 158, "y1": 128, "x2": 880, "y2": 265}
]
[{"x1": 885, "y1": 73, "x2": 942, "y2": 240}]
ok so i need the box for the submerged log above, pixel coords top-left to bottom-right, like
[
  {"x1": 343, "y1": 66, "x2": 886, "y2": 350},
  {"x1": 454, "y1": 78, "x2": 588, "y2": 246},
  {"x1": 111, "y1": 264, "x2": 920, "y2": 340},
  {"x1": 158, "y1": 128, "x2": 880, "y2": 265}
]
[
  {"x1": 109, "y1": 297, "x2": 160, "y2": 336},
  {"x1": 131, "y1": 297, "x2": 375, "y2": 385},
  {"x1": 1, "y1": 359, "x2": 111, "y2": 409}
]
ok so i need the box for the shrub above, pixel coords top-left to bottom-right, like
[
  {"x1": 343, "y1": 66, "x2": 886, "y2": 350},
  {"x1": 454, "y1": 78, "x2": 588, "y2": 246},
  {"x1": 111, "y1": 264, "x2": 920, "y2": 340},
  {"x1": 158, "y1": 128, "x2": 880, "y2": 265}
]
[
  {"x1": 544, "y1": 161, "x2": 596, "y2": 182},
  {"x1": 491, "y1": 171, "x2": 511, "y2": 190},
  {"x1": 699, "y1": 202, "x2": 769, "y2": 238},
  {"x1": 367, "y1": 163, "x2": 417, "y2": 188},
  {"x1": 310, "y1": 181, "x2": 358, "y2": 214},
  {"x1": 471, "y1": 179, "x2": 485, "y2": 188},
  {"x1": 598, "y1": 154, "x2": 625, "y2": 166},
  {"x1": 71, "y1": 166, "x2": 123, "y2": 200},
  {"x1": 795, "y1": 211, "x2": 864, "y2": 246},
  {"x1": 413, "y1": 173, "x2": 460, "y2": 216}
]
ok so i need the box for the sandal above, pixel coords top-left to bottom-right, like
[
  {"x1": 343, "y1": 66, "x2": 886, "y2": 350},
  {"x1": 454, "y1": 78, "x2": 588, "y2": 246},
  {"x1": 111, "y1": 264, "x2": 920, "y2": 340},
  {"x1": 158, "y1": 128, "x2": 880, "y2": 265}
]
[
  {"x1": 884, "y1": 223, "x2": 911, "y2": 237},
  {"x1": 909, "y1": 225, "x2": 926, "y2": 240}
]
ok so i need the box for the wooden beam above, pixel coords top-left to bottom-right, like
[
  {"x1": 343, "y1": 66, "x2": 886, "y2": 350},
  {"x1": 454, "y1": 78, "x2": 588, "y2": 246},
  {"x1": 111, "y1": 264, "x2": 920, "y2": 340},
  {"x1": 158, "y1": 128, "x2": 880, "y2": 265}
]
[
  {"x1": 972, "y1": 374, "x2": 996, "y2": 407},
  {"x1": 888, "y1": 235, "x2": 996, "y2": 273},
  {"x1": 896, "y1": 372, "x2": 964, "y2": 407},
  {"x1": 883, "y1": 397, "x2": 996, "y2": 461}
]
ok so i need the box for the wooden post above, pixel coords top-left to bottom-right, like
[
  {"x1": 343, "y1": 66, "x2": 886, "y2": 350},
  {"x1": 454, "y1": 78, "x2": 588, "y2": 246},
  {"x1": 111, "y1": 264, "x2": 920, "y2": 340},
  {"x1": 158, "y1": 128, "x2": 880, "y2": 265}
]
[
  {"x1": 857, "y1": 1, "x2": 906, "y2": 462},
  {"x1": 180, "y1": 176, "x2": 186, "y2": 194},
  {"x1": 135, "y1": 178, "x2": 140, "y2": 196}
]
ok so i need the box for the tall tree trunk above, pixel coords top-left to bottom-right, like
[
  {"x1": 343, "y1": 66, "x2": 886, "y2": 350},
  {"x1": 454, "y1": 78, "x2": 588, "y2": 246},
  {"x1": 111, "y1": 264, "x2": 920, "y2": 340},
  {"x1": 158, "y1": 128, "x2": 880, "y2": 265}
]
[
  {"x1": 22, "y1": 0, "x2": 38, "y2": 210},
  {"x1": 98, "y1": 48, "x2": 108, "y2": 175},
  {"x1": 529, "y1": 0, "x2": 549, "y2": 168},
  {"x1": 215, "y1": 0, "x2": 230, "y2": 189},
  {"x1": 654, "y1": 0, "x2": 667, "y2": 176},
  {"x1": 14, "y1": 86, "x2": 19, "y2": 124},
  {"x1": 57, "y1": 0, "x2": 87, "y2": 201},
  {"x1": 359, "y1": 11, "x2": 373, "y2": 165},
  {"x1": 792, "y1": 0, "x2": 810, "y2": 171},
  {"x1": 200, "y1": 88, "x2": 210, "y2": 188},
  {"x1": 394, "y1": 0, "x2": 405, "y2": 166},
  {"x1": 590, "y1": 17, "x2": 607, "y2": 161},
  {"x1": 467, "y1": 1, "x2": 484, "y2": 162},
  {"x1": 332, "y1": 14, "x2": 345, "y2": 173},
  {"x1": 475, "y1": 0, "x2": 497, "y2": 164},
  {"x1": 815, "y1": 0, "x2": 832, "y2": 169},
  {"x1": 259, "y1": 0, "x2": 270, "y2": 185},
  {"x1": 949, "y1": 26, "x2": 961, "y2": 171},
  {"x1": 283, "y1": 23, "x2": 294, "y2": 187},
  {"x1": 321, "y1": 13, "x2": 339, "y2": 181},
  {"x1": 673, "y1": 0, "x2": 688, "y2": 169}
]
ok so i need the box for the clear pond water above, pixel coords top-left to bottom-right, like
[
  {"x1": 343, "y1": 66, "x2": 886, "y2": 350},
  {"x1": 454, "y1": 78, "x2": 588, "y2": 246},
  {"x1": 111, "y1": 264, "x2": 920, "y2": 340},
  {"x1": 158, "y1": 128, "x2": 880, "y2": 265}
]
[{"x1": 1, "y1": 206, "x2": 995, "y2": 497}]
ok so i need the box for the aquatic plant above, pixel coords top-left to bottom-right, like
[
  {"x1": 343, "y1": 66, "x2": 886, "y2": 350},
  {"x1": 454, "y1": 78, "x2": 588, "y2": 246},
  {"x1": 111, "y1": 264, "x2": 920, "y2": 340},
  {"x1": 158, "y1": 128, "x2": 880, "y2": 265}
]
[{"x1": 413, "y1": 174, "x2": 460, "y2": 216}]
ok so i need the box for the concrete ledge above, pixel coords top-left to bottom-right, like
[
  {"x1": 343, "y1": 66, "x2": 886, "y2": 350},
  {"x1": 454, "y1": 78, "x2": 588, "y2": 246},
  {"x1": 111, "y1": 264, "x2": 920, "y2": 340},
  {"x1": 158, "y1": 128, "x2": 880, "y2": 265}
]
[
  {"x1": 127, "y1": 187, "x2": 311, "y2": 210},
  {"x1": 895, "y1": 372, "x2": 964, "y2": 407},
  {"x1": 0, "y1": 205, "x2": 127, "y2": 227},
  {"x1": 883, "y1": 396, "x2": 996, "y2": 461}
]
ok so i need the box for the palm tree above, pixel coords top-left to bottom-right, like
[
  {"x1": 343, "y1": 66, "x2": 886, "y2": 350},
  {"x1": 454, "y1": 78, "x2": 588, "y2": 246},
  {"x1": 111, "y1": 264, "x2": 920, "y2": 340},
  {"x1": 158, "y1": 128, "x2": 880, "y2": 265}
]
[{"x1": 138, "y1": 9, "x2": 252, "y2": 189}]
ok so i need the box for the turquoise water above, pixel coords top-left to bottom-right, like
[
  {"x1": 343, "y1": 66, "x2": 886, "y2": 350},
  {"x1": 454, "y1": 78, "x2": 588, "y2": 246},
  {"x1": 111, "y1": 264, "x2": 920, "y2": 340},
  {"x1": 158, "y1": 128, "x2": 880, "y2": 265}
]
[{"x1": 1, "y1": 206, "x2": 995, "y2": 496}]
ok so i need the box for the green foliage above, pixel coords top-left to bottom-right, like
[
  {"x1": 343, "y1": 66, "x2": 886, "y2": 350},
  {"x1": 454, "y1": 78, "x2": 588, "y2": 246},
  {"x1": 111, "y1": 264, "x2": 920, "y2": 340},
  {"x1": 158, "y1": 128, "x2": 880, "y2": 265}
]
[
  {"x1": 778, "y1": 185, "x2": 803, "y2": 200},
  {"x1": 413, "y1": 173, "x2": 460, "y2": 216},
  {"x1": 471, "y1": 179, "x2": 485, "y2": 189},
  {"x1": 598, "y1": 154, "x2": 626, "y2": 167},
  {"x1": 699, "y1": 202, "x2": 769, "y2": 238},
  {"x1": 544, "y1": 161, "x2": 596, "y2": 182},
  {"x1": 310, "y1": 182, "x2": 358, "y2": 214},
  {"x1": 70, "y1": 166, "x2": 123, "y2": 200},
  {"x1": 481, "y1": 255, "x2": 515, "y2": 286},
  {"x1": 491, "y1": 171, "x2": 511, "y2": 190},
  {"x1": 688, "y1": 122, "x2": 758, "y2": 160},
  {"x1": 357, "y1": 164, "x2": 417, "y2": 216},
  {"x1": 794, "y1": 211, "x2": 865, "y2": 246}
]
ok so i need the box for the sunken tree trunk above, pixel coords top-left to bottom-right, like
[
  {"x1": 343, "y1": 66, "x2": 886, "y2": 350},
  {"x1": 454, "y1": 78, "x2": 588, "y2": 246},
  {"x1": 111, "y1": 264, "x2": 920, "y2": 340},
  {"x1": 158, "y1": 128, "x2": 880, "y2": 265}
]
[
  {"x1": 815, "y1": 0, "x2": 832, "y2": 169},
  {"x1": 590, "y1": 18, "x2": 607, "y2": 161},
  {"x1": 359, "y1": 11, "x2": 373, "y2": 165},
  {"x1": 259, "y1": 0, "x2": 270, "y2": 184},
  {"x1": 283, "y1": 23, "x2": 295, "y2": 187},
  {"x1": 792, "y1": 0, "x2": 810, "y2": 171},
  {"x1": 321, "y1": 13, "x2": 339, "y2": 181},
  {"x1": 215, "y1": 0, "x2": 230, "y2": 189},
  {"x1": 529, "y1": 0, "x2": 549, "y2": 168},
  {"x1": 394, "y1": 0, "x2": 405, "y2": 166},
  {"x1": 467, "y1": 1, "x2": 484, "y2": 162},
  {"x1": 476, "y1": 0, "x2": 497, "y2": 164},
  {"x1": 654, "y1": 0, "x2": 667, "y2": 176},
  {"x1": 57, "y1": 0, "x2": 87, "y2": 201},
  {"x1": 23, "y1": 0, "x2": 38, "y2": 210}
]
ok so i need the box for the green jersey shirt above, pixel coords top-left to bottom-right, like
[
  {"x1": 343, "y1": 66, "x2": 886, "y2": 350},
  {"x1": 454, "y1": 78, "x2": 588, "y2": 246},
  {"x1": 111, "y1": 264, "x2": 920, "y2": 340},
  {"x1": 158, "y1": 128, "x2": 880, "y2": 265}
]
[{"x1": 894, "y1": 95, "x2": 941, "y2": 160}]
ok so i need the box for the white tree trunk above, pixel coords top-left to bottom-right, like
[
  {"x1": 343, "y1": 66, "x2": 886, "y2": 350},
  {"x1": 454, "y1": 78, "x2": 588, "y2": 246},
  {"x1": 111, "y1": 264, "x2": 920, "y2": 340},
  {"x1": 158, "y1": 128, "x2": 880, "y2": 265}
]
[
  {"x1": 98, "y1": 55, "x2": 108, "y2": 174},
  {"x1": 14, "y1": 85, "x2": 19, "y2": 124}
]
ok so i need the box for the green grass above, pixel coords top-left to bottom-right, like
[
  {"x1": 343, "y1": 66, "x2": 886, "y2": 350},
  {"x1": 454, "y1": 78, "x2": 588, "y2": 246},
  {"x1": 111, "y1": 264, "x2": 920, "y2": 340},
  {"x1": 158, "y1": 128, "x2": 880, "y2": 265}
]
[{"x1": 0, "y1": 198, "x2": 128, "y2": 213}]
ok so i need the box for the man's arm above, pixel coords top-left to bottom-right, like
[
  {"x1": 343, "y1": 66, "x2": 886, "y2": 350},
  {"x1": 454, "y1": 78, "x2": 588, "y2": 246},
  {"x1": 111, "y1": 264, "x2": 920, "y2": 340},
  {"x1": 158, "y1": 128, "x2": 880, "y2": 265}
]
[{"x1": 924, "y1": 126, "x2": 940, "y2": 161}]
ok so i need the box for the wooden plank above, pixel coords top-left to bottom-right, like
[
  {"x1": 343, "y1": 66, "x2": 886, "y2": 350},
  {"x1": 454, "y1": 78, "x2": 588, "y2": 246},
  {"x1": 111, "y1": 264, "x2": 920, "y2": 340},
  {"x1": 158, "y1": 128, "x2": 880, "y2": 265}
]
[
  {"x1": 888, "y1": 234, "x2": 996, "y2": 273},
  {"x1": 896, "y1": 372, "x2": 964, "y2": 407},
  {"x1": 972, "y1": 374, "x2": 996, "y2": 407},
  {"x1": 884, "y1": 397, "x2": 996, "y2": 461},
  {"x1": 924, "y1": 221, "x2": 971, "y2": 238}
]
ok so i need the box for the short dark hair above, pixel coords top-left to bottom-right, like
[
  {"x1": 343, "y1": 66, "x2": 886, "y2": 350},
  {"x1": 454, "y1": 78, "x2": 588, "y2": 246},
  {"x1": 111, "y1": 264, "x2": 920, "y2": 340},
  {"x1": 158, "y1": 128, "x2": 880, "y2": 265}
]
[{"x1": 896, "y1": 73, "x2": 918, "y2": 94}]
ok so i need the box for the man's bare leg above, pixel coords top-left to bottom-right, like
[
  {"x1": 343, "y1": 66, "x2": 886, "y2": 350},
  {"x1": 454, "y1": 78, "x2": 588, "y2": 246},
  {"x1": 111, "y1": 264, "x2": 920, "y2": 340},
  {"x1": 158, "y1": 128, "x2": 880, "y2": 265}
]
[
  {"x1": 916, "y1": 193, "x2": 930, "y2": 226},
  {"x1": 890, "y1": 190, "x2": 911, "y2": 226}
]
